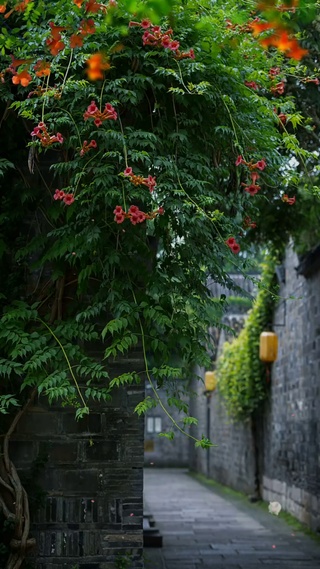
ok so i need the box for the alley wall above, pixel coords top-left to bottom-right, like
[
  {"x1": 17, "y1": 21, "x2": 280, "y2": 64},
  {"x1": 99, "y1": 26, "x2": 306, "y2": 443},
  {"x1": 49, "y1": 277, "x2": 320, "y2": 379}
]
[{"x1": 190, "y1": 245, "x2": 320, "y2": 531}]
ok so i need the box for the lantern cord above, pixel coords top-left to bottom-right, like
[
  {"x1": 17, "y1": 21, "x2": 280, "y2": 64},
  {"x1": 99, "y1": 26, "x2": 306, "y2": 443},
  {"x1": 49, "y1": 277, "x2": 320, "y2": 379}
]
[{"x1": 266, "y1": 364, "x2": 271, "y2": 383}]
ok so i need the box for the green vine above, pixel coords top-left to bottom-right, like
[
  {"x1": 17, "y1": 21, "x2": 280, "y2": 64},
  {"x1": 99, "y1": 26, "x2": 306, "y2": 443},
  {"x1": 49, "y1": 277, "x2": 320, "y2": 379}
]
[{"x1": 216, "y1": 253, "x2": 279, "y2": 420}]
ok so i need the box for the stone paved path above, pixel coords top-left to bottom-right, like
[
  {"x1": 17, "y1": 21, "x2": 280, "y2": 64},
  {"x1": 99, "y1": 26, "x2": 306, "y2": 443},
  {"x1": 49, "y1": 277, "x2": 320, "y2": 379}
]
[{"x1": 144, "y1": 469, "x2": 320, "y2": 569}]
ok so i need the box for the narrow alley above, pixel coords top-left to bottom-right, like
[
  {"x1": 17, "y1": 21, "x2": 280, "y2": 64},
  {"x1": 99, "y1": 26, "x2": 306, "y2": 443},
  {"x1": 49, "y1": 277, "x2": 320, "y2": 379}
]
[{"x1": 144, "y1": 469, "x2": 320, "y2": 569}]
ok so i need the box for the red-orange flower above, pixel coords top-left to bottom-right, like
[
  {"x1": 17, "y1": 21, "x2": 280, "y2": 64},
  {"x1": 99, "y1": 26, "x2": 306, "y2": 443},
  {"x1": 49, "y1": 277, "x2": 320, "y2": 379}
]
[
  {"x1": 243, "y1": 216, "x2": 257, "y2": 229},
  {"x1": 10, "y1": 56, "x2": 32, "y2": 69},
  {"x1": 304, "y1": 77, "x2": 320, "y2": 85},
  {"x1": 250, "y1": 21, "x2": 274, "y2": 35},
  {"x1": 4, "y1": 0, "x2": 30, "y2": 18},
  {"x1": 226, "y1": 237, "x2": 240, "y2": 254},
  {"x1": 256, "y1": 26, "x2": 308, "y2": 61},
  {"x1": 85, "y1": 0, "x2": 106, "y2": 13},
  {"x1": 282, "y1": 194, "x2": 296, "y2": 205},
  {"x1": 79, "y1": 19, "x2": 96, "y2": 35},
  {"x1": 0, "y1": 4, "x2": 6, "y2": 13},
  {"x1": 47, "y1": 38, "x2": 65, "y2": 56},
  {"x1": 85, "y1": 53, "x2": 110, "y2": 80},
  {"x1": 70, "y1": 34, "x2": 84, "y2": 48},
  {"x1": 12, "y1": 69, "x2": 32, "y2": 87},
  {"x1": 49, "y1": 22, "x2": 67, "y2": 39},
  {"x1": 245, "y1": 80, "x2": 259, "y2": 90},
  {"x1": 46, "y1": 22, "x2": 66, "y2": 55},
  {"x1": 271, "y1": 81, "x2": 285, "y2": 95},
  {"x1": 34, "y1": 60, "x2": 51, "y2": 77},
  {"x1": 31, "y1": 122, "x2": 64, "y2": 147}
]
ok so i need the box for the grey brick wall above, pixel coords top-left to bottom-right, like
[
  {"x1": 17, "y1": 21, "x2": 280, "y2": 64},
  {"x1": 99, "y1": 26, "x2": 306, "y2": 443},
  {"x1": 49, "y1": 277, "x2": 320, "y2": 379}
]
[
  {"x1": 190, "y1": 245, "x2": 320, "y2": 531},
  {"x1": 189, "y1": 358, "x2": 256, "y2": 496},
  {"x1": 10, "y1": 356, "x2": 145, "y2": 568},
  {"x1": 144, "y1": 386, "x2": 189, "y2": 467},
  {"x1": 261, "y1": 245, "x2": 320, "y2": 530}
]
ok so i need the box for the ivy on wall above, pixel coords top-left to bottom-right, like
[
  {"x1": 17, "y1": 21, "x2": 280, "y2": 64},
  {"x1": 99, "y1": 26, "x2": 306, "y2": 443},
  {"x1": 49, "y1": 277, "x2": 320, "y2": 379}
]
[{"x1": 216, "y1": 253, "x2": 278, "y2": 420}]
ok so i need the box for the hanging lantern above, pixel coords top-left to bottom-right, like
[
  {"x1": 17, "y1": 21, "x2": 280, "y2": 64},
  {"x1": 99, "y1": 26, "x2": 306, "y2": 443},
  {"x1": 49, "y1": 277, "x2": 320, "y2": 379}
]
[
  {"x1": 205, "y1": 371, "x2": 217, "y2": 392},
  {"x1": 259, "y1": 331, "x2": 278, "y2": 362}
]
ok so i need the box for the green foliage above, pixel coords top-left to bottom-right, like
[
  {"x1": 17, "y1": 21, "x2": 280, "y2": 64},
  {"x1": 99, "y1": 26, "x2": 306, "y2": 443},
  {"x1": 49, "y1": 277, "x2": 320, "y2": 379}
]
[
  {"x1": 194, "y1": 435, "x2": 215, "y2": 449},
  {"x1": 135, "y1": 396, "x2": 157, "y2": 415},
  {"x1": 217, "y1": 254, "x2": 278, "y2": 420},
  {"x1": 0, "y1": 0, "x2": 317, "y2": 430},
  {"x1": 115, "y1": 552, "x2": 132, "y2": 569},
  {"x1": 226, "y1": 296, "x2": 253, "y2": 311}
]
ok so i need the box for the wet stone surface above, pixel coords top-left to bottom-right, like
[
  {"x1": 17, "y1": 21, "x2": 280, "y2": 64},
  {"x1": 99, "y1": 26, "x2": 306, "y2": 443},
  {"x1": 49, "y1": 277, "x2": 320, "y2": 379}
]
[{"x1": 144, "y1": 469, "x2": 320, "y2": 569}]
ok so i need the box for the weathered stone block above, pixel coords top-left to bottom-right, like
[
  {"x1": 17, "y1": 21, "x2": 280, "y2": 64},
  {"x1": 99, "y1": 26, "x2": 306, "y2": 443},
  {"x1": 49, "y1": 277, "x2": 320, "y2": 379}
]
[
  {"x1": 85, "y1": 440, "x2": 119, "y2": 461},
  {"x1": 45, "y1": 441, "x2": 79, "y2": 463},
  {"x1": 61, "y1": 413, "x2": 101, "y2": 434}
]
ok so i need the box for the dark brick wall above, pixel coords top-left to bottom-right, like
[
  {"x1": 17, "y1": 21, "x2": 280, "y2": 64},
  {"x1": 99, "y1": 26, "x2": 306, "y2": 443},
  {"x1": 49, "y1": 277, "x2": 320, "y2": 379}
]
[
  {"x1": 10, "y1": 357, "x2": 145, "y2": 568},
  {"x1": 190, "y1": 247, "x2": 320, "y2": 530}
]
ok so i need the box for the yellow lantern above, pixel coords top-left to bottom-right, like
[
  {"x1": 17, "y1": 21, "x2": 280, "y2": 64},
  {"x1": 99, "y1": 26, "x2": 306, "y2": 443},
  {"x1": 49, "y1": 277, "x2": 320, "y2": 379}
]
[
  {"x1": 259, "y1": 331, "x2": 278, "y2": 362},
  {"x1": 205, "y1": 371, "x2": 217, "y2": 392}
]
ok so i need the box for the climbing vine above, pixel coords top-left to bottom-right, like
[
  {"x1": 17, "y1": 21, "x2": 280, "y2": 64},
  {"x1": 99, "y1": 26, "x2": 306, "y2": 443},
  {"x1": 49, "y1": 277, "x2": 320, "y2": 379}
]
[{"x1": 216, "y1": 253, "x2": 279, "y2": 420}]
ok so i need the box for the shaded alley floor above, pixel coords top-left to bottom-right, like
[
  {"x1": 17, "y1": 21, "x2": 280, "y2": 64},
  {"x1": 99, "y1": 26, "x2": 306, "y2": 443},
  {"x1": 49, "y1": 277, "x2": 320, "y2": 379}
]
[{"x1": 143, "y1": 469, "x2": 320, "y2": 569}]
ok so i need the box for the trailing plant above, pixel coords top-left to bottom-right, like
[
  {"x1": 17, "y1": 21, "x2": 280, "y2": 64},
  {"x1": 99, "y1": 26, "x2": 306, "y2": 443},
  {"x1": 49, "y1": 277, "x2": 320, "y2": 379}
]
[
  {"x1": 0, "y1": 0, "x2": 316, "y2": 422},
  {"x1": 216, "y1": 252, "x2": 278, "y2": 420}
]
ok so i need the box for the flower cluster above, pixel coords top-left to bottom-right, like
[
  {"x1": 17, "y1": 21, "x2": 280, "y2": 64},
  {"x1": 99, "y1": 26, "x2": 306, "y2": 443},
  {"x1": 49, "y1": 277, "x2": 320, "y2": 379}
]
[
  {"x1": 46, "y1": 16, "x2": 101, "y2": 56},
  {"x1": 175, "y1": 48, "x2": 195, "y2": 60},
  {"x1": 269, "y1": 67, "x2": 280, "y2": 77},
  {"x1": 12, "y1": 69, "x2": 32, "y2": 87},
  {"x1": 31, "y1": 122, "x2": 64, "y2": 147},
  {"x1": 73, "y1": 0, "x2": 117, "y2": 13},
  {"x1": 236, "y1": 156, "x2": 266, "y2": 196},
  {"x1": 34, "y1": 60, "x2": 51, "y2": 77},
  {"x1": 70, "y1": 19, "x2": 96, "y2": 48},
  {"x1": 241, "y1": 172, "x2": 261, "y2": 196},
  {"x1": 83, "y1": 100, "x2": 117, "y2": 126},
  {"x1": 225, "y1": 237, "x2": 240, "y2": 254},
  {"x1": 85, "y1": 53, "x2": 111, "y2": 80},
  {"x1": 243, "y1": 216, "x2": 257, "y2": 229},
  {"x1": 302, "y1": 77, "x2": 320, "y2": 85},
  {"x1": 235, "y1": 156, "x2": 266, "y2": 171},
  {"x1": 46, "y1": 22, "x2": 67, "y2": 56},
  {"x1": 244, "y1": 80, "x2": 259, "y2": 90},
  {"x1": 282, "y1": 194, "x2": 296, "y2": 205},
  {"x1": 80, "y1": 139, "x2": 97, "y2": 156},
  {"x1": 113, "y1": 205, "x2": 164, "y2": 225},
  {"x1": 1, "y1": 0, "x2": 31, "y2": 19},
  {"x1": 53, "y1": 189, "x2": 75, "y2": 205},
  {"x1": 271, "y1": 81, "x2": 285, "y2": 95},
  {"x1": 227, "y1": 7, "x2": 307, "y2": 62},
  {"x1": 123, "y1": 167, "x2": 156, "y2": 193},
  {"x1": 129, "y1": 20, "x2": 182, "y2": 53},
  {"x1": 251, "y1": 20, "x2": 308, "y2": 60},
  {"x1": 226, "y1": 17, "x2": 260, "y2": 34},
  {"x1": 4, "y1": 56, "x2": 33, "y2": 87}
]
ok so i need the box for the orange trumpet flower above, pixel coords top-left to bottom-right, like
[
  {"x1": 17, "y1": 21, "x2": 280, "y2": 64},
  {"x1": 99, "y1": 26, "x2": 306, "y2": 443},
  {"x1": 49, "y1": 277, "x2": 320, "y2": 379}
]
[{"x1": 85, "y1": 53, "x2": 110, "y2": 81}]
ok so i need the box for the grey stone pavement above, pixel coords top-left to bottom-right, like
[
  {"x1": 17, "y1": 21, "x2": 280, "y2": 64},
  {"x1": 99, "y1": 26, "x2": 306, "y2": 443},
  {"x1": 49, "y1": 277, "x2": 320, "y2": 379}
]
[{"x1": 143, "y1": 469, "x2": 320, "y2": 569}]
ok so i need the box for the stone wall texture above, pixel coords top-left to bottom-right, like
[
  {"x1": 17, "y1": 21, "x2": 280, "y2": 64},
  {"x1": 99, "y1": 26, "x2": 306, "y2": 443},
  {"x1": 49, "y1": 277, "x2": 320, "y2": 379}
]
[
  {"x1": 10, "y1": 352, "x2": 145, "y2": 569},
  {"x1": 190, "y1": 246, "x2": 320, "y2": 531}
]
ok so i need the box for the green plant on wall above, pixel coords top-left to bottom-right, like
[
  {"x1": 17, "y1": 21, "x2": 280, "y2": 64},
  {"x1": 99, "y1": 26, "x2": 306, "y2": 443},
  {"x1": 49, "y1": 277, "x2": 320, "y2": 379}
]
[
  {"x1": 216, "y1": 253, "x2": 278, "y2": 420},
  {"x1": 115, "y1": 552, "x2": 132, "y2": 569}
]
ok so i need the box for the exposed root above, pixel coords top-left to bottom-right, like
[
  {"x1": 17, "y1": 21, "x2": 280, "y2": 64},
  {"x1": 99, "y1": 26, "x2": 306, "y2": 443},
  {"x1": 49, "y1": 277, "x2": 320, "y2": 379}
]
[{"x1": 0, "y1": 389, "x2": 37, "y2": 569}]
